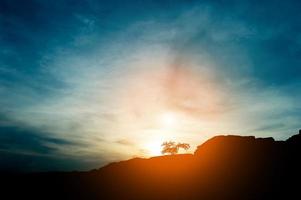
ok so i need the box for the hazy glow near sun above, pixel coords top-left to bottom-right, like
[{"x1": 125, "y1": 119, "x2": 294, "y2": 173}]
[
  {"x1": 143, "y1": 112, "x2": 178, "y2": 156},
  {"x1": 160, "y1": 112, "x2": 177, "y2": 129},
  {"x1": 145, "y1": 138, "x2": 163, "y2": 156},
  {"x1": 114, "y1": 59, "x2": 226, "y2": 158}
]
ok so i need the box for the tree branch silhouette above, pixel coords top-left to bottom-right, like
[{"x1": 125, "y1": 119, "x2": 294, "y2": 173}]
[{"x1": 161, "y1": 141, "x2": 190, "y2": 155}]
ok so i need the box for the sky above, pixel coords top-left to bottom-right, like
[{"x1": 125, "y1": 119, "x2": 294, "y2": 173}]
[{"x1": 0, "y1": 0, "x2": 301, "y2": 172}]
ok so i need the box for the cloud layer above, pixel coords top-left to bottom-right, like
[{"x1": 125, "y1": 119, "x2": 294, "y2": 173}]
[{"x1": 0, "y1": 0, "x2": 300, "y2": 171}]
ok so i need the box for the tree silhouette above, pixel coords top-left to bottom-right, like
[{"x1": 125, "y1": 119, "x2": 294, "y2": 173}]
[
  {"x1": 161, "y1": 141, "x2": 190, "y2": 155},
  {"x1": 177, "y1": 143, "x2": 190, "y2": 151}
]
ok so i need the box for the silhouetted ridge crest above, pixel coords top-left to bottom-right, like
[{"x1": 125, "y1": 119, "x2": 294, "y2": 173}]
[
  {"x1": 1, "y1": 131, "x2": 300, "y2": 200},
  {"x1": 194, "y1": 135, "x2": 275, "y2": 156},
  {"x1": 286, "y1": 130, "x2": 301, "y2": 144}
]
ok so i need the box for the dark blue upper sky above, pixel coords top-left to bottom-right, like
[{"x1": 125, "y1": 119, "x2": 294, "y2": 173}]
[{"x1": 0, "y1": 0, "x2": 300, "y2": 171}]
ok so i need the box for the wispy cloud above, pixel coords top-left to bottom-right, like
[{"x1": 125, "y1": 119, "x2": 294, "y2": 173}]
[{"x1": 0, "y1": 0, "x2": 300, "y2": 171}]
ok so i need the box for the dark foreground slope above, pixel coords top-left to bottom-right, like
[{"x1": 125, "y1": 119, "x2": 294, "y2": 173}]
[{"x1": 1, "y1": 131, "x2": 301, "y2": 200}]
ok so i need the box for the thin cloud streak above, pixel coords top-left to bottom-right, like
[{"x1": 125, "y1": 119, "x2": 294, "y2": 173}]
[{"x1": 0, "y1": 0, "x2": 300, "y2": 170}]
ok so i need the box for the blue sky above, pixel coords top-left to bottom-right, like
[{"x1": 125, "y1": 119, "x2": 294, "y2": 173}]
[{"x1": 0, "y1": 0, "x2": 301, "y2": 171}]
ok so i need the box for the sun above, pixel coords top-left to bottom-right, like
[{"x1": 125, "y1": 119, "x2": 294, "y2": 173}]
[
  {"x1": 142, "y1": 112, "x2": 178, "y2": 156},
  {"x1": 145, "y1": 140, "x2": 162, "y2": 156}
]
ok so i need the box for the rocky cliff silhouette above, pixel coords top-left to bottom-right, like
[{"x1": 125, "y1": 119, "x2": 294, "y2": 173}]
[{"x1": 1, "y1": 130, "x2": 301, "y2": 200}]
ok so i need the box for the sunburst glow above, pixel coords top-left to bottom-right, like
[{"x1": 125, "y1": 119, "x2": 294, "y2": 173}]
[
  {"x1": 145, "y1": 139, "x2": 163, "y2": 156},
  {"x1": 160, "y1": 112, "x2": 176, "y2": 128},
  {"x1": 112, "y1": 58, "x2": 226, "y2": 158}
]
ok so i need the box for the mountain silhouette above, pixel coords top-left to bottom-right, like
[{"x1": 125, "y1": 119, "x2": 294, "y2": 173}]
[{"x1": 1, "y1": 130, "x2": 300, "y2": 200}]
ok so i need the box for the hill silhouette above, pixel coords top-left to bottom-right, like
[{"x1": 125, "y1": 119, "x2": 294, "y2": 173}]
[{"x1": 1, "y1": 130, "x2": 300, "y2": 200}]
